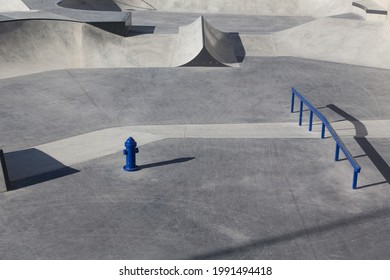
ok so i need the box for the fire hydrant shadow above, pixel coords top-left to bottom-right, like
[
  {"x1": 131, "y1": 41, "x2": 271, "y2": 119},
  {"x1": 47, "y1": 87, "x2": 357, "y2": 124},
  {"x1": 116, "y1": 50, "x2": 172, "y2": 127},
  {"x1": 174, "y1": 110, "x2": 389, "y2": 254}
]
[{"x1": 138, "y1": 157, "x2": 195, "y2": 170}]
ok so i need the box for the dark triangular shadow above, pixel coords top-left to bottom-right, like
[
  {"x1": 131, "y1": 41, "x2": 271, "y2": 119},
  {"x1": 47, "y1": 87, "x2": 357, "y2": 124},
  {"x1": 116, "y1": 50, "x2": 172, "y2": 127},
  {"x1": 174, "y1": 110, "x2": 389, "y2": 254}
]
[
  {"x1": 327, "y1": 104, "x2": 390, "y2": 187},
  {"x1": 182, "y1": 48, "x2": 227, "y2": 67},
  {"x1": 3, "y1": 148, "x2": 79, "y2": 191}
]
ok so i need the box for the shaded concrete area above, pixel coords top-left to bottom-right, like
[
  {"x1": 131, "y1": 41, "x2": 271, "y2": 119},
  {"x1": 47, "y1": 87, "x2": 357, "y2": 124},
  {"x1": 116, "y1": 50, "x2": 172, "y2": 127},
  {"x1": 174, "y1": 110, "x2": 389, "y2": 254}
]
[
  {"x1": 21, "y1": 0, "x2": 128, "y2": 19},
  {"x1": 0, "y1": 0, "x2": 132, "y2": 37},
  {"x1": 327, "y1": 104, "x2": 390, "y2": 185},
  {"x1": 58, "y1": 0, "x2": 122, "y2": 11},
  {"x1": 0, "y1": 138, "x2": 389, "y2": 259},
  {"x1": 0, "y1": 150, "x2": 10, "y2": 192},
  {"x1": 1, "y1": 0, "x2": 131, "y2": 28},
  {"x1": 4, "y1": 149, "x2": 79, "y2": 190}
]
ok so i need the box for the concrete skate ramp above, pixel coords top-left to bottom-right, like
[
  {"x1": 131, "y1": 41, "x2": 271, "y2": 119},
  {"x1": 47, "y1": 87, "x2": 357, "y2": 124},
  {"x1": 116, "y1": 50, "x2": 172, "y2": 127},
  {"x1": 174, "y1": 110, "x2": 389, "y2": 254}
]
[
  {"x1": 58, "y1": 0, "x2": 121, "y2": 11},
  {"x1": 0, "y1": 19, "x2": 170, "y2": 78},
  {"x1": 0, "y1": 0, "x2": 30, "y2": 12},
  {"x1": 114, "y1": 0, "x2": 352, "y2": 17},
  {"x1": 0, "y1": 17, "x2": 238, "y2": 79},
  {"x1": 172, "y1": 16, "x2": 238, "y2": 67},
  {"x1": 84, "y1": 16, "x2": 238, "y2": 68},
  {"x1": 0, "y1": 20, "x2": 83, "y2": 79}
]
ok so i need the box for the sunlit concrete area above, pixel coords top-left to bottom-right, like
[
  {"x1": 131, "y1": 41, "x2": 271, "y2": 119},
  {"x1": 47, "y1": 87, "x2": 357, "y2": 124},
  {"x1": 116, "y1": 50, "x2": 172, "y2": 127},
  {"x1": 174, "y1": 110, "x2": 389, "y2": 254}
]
[{"x1": 0, "y1": 0, "x2": 390, "y2": 260}]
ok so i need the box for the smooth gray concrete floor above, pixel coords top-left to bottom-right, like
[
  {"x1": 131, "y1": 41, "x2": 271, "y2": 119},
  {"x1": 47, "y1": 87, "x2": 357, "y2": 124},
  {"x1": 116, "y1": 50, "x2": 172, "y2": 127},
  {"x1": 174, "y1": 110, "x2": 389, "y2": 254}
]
[
  {"x1": 0, "y1": 138, "x2": 389, "y2": 259},
  {"x1": 0, "y1": 0, "x2": 389, "y2": 261},
  {"x1": 1, "y1": 57, "x2": 390, "y2": 151},
  {"x1": 1, "y1": 30, "x2": 390, "y2": 259}
]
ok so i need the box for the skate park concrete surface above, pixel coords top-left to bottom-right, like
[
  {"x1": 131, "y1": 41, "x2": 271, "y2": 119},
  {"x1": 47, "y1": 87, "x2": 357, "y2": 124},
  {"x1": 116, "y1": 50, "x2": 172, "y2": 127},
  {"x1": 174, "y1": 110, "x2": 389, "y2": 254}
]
[{"x1": 1, "y1": 0, "x2": 390, "y2": 260}]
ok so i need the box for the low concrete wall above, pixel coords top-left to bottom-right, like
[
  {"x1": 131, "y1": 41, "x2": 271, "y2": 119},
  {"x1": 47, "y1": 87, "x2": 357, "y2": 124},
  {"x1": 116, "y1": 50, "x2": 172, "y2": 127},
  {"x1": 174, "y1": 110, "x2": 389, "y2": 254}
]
[{"x1": 0, "y1": 149, "x2": 10, "y2": 192}]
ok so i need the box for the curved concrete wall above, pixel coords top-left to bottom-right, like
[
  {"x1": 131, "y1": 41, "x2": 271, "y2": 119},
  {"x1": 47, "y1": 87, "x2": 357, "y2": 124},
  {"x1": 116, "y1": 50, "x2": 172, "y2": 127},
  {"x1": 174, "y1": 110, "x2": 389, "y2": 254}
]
[
  {"x1": 0, "y1": 19, "x2": 174, "y2": 78},
  {"x1": 114, "y1": 0, "x2": 352, "y2": 16},
  {"x1": 170, "y1": 17, "x2": 204, "y2": 66},
  {"x1": 203, "y1": 18, "x2": 238, "y2": 65},
  {"x1": 0, "y1": 20, "x2": 83, "y2": 79},
  {"x1": 0, "y1": 18, "x2": 239, "y2": 79}
]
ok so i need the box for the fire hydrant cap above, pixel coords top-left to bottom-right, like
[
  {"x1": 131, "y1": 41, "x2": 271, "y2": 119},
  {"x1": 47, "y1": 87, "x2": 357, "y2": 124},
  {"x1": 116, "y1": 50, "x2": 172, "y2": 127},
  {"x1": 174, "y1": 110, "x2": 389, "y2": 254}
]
[{"x1": 125, "y1": 137, "x2": 137, "y2": 147}]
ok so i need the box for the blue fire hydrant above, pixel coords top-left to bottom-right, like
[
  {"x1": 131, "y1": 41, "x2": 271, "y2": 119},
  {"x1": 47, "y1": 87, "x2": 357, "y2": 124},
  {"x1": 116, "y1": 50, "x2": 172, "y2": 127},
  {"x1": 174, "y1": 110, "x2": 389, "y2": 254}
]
[{"x1": 123, "y1": 137, "x2": 139, "y2": 172}]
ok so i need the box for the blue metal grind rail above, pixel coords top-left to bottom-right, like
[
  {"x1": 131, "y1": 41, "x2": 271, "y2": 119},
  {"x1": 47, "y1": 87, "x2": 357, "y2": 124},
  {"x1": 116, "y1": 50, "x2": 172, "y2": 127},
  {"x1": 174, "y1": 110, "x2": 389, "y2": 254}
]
[{"x1": 291, "y1": 87, "x2": 361, "y2": 189}]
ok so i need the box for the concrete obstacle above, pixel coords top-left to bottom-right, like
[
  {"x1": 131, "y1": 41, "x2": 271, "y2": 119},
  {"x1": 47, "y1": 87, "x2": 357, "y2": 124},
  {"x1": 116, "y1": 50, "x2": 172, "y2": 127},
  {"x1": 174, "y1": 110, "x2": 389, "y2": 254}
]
[
  {"x1": 0, "y1": 16, "x2": 239, "y2": 78},
  {"x1": 0, "y1": 150, "x2": 10, "y2": 192},
  {"x1": 172, "y1": 16, "x2": 238, "y2": 67}
]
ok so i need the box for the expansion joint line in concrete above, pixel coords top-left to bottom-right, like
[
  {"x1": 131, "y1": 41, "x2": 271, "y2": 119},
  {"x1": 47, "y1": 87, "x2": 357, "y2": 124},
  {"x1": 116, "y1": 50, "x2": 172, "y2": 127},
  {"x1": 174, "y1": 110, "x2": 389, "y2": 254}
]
[{"x1": 66, "y1": 70, "x2": 114, "y2": 124}]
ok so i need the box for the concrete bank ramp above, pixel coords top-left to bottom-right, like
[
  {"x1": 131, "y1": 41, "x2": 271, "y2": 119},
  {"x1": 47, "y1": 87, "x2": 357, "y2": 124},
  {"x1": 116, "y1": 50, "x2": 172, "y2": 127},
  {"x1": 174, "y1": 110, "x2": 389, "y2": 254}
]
[
  {"x1": 0, "y1": 17, "x2": 239, "y2": 79},
  {"x1": 0, "y1": 20, "x2": 83, "y2": 79},
  {"x1": 172, "y1": 16, "x2": 238, "y2": 67},
  {"x1": 0, "y1": 0, "x2": 30, "y2": 12}
]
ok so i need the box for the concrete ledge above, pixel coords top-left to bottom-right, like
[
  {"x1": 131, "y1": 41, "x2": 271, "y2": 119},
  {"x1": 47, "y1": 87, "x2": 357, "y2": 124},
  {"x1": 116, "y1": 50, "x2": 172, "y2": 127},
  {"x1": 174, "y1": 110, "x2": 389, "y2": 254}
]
[
  {"x1": 353, "y1": 1, "x2": 388, "y2": 22},
  {"x1": 353, "y1": 0, "x2": 388, "y2": 14},
  {"x1": 0, "y1": 149, "x2": 10, "y2": 192}
]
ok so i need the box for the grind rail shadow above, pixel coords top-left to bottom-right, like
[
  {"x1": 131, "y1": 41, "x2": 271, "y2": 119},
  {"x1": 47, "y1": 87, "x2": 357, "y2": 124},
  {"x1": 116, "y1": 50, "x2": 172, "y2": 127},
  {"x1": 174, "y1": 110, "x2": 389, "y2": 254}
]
[{"x1": 291, "y1": 87, "x2": 361, "y2": 189}]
